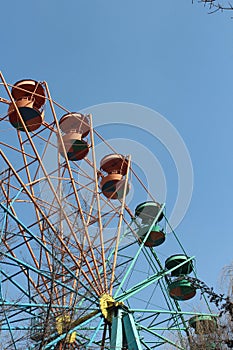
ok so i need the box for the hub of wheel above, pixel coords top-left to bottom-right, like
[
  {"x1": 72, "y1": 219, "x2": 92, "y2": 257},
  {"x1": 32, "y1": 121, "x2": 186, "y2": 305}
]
[{"x1": 99, "y1": 293, "x2": 124, "y2": 323}]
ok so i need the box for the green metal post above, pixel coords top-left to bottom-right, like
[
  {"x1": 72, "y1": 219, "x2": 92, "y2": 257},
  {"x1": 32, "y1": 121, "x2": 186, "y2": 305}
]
[
  {"x1": 110, "y1": 309, "x2": 124, "y2": 349},
  {"x1": 110, "y1": 307, "x2": 143, "y2": 350},
  {"x1": 123, "y1": 312, "x2": 143, "y2": 350}
]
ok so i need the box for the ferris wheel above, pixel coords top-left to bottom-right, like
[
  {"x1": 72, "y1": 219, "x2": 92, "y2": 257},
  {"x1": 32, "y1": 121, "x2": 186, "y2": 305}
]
[{"x1": 0, "y1": 72, "x2": 217, "y2": 350}]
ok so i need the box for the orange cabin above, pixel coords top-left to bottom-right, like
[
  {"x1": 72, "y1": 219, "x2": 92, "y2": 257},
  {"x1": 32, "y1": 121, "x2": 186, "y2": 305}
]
[
  {"x1": 8, "y1": 79, "x2": 46, "y2": 132},
  {"x1": 58, "y1": 113, "x2": 90, "y2": 161},
  {"x1": 100, "y1": 154, "x2": 129, "y2": 199}
]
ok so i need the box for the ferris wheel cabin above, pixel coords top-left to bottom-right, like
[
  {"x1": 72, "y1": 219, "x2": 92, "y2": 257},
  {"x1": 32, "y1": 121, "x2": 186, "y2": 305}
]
[
  {"x1": 135, "y1": 201, "x2": 165, "y2": 247},
  {"x1": 189, "y1": 315, "x2": 218, "y2": 334},
  {"x1": 58, "y1": 112, "x2": 90, "y2": 161},
  {"x1": 8, "y1": 79, "x2": 46, "y2": 132},
  {"x1": 165, "y1": 254, "x2": 194, "y2": 277},
  {"x1": 100, "y1": 154, "x2": 129, "y2": 199}
]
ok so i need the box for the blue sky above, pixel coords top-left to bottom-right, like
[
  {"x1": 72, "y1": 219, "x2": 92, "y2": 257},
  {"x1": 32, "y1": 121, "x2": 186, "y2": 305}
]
[{"x1": 1, "y1": 0, "x2": 233, "y2": 294}]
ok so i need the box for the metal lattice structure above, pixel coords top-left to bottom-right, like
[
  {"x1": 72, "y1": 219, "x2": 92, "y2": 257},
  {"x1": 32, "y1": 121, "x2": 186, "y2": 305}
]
[{"x1": 0, "y1": 72, "x2": 217, "y2": 349}]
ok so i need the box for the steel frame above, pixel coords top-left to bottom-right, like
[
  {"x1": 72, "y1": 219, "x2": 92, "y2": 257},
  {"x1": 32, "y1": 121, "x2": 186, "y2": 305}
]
[{"x1": 0, "y1": 72, "x2": 216, "y2": 349}]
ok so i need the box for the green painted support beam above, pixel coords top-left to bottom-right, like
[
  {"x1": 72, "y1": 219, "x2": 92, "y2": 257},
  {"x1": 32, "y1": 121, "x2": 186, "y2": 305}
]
[
  {"x1": 110, "y1": 309, "x2": 123, "y2": 349},
  {"x1": 123, "y1": 312, "x2": 143, "y2": 350},
  {"x1": 110, "y1": 307, "x2": 143, "y2": 350},
  {"x1": 131, "y1": 309, "x2": 218, "y2": 317}
]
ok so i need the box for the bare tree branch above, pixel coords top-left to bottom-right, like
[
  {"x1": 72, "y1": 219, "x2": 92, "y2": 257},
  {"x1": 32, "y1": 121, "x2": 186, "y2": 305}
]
[{"x1": 192, "y1": 0, "x2": 233, "y2": 14}]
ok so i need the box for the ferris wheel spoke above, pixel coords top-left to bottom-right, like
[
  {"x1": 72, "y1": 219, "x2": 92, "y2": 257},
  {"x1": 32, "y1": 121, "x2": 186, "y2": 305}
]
[
  {"x1": 109, "y1": 156, "x2": 131, "y2": 295},
  {"x1": 89, "y1": 115, "x2": 108, "y2": 292},
  {"x1": 44, "y1": 82, "x2": 90, "y2": 230},
  {"x1": 116, "y1": 256, "x2": 195, "y2": 303},
  {"x1": 113, "y1": 204, "x2": 165, "y2": 299},
  {"x1": 2, "y1": 110, "x2": 103, "y2": 294},
  {"x1": 0, "y1": 245, "x2": 100, "y2": 322},
  {"x1": 140, "y1": 249, "x2": 181, "y2": 314},
  {"x1": 141, "y1": 251, "x2": 193, "y2": 329},
  {"x1": 1, "y1": 269, "x2": 35, "y2": 304},
  {"x1": 2, "y1": 253, "x2": 76, "y2": 295},
  {"x1": 0, "y1": 308, "x2": 17, "y2": 350},
  {"x1": 86, "y1": 317, "x2": 104, "y2": 347},
  {"x1": 17, "y1": 132, "x2": 59, "y2": 299},
  {"x1": 1, "y1": 186, "x2": 74, "y2": 303},
  {"x1": 0, "y1": 156, "x2": 104, "y2": 296},
  {"x1": 41, "y1": 311, "x2": 101, "y2": 350},
  {"x1": 0, "y1": 202, "x2": 102, "y2": 303},
  {"x1": 51, "y1": 181, "x2": 105, "y2": 294},
  {"x1": 0, "y1": 217, "x2": 52, "y2": 302},
  {"x1": 0, "y1": 140, "x2": 37, "y2": 160}
]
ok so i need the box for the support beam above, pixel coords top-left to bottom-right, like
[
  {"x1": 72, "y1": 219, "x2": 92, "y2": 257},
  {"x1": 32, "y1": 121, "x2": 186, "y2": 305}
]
[
  {"x1": 123, "y1": 312, "x2": 143, "y2": 350},
  {"x1": 110, "y1": 307, "x2": 143, "y2": 350},
  {"x1": 110, "y1": 309, "x2": 123, "y2": 349}
]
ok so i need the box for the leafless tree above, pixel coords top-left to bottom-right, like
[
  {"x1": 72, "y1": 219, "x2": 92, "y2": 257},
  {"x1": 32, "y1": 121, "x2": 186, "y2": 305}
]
[
  {"x1": 192, "y1": 0, "x2": 233, "y2": 14},
  {"x1": 182, "y1": 267, "x2": 233, "y2": 349}
]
